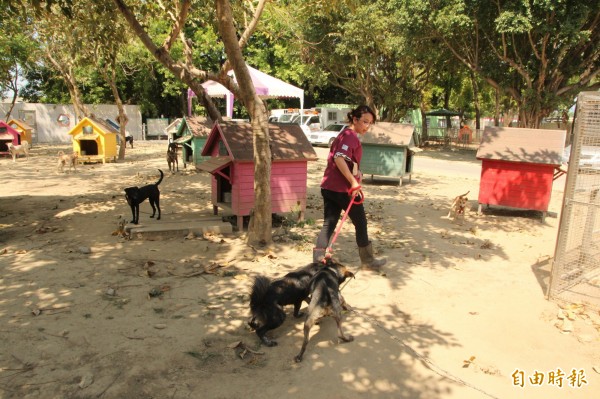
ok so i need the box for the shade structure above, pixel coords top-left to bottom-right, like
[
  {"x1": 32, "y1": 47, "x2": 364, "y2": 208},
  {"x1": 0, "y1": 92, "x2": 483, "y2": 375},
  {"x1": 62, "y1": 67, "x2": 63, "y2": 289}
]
[
  {"x1": 187, "y1": 65, "x2": 304, "y2": 117},
  {"x1": 425, "y1": 108, "x2": 462, "y2": 117}
]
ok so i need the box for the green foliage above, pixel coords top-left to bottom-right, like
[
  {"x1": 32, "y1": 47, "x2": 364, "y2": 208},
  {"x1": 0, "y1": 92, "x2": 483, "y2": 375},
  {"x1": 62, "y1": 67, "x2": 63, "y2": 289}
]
[{"x1": 6, "y1": 0, "x2": 597, "y2": 127}]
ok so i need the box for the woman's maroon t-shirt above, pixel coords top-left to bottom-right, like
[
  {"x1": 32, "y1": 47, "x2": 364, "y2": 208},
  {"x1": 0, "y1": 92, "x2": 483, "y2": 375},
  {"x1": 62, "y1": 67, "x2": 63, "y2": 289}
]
[{"x1": 320, "y1": 127, "x2": 362, "y2": 193}]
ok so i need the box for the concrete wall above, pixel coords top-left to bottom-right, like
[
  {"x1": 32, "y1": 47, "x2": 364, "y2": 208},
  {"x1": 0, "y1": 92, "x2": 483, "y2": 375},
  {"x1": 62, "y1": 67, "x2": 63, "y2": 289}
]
[{"x1": 1, "y1": 103, "x2": 142, "y2": 144}]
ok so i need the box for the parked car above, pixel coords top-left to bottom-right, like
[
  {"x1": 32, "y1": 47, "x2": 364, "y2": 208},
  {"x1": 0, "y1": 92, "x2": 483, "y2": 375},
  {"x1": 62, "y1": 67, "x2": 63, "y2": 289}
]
[
  {"x1": 563, "y1": 145, "x2": 600, "y2": 170},
  {"x1": 275, "y1": 113, "x2": 299, "y2": 124},
  {"x1": 291, "y1": 114, "x2": 323, "y2": 136},
  {"x1": 308, "y1": 123, "x2": 348, "y2": 147}
]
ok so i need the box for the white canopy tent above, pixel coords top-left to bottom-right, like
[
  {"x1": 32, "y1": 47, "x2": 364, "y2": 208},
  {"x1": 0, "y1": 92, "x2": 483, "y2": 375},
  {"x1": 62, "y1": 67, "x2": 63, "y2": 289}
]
[{"x1": 187, "y1": 65, "x2": 304, "y2": 118}]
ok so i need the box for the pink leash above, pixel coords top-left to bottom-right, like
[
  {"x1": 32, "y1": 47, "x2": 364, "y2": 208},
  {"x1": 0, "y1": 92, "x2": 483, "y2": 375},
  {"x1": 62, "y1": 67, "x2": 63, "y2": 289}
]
[{"x1": 324, "y1": 186, "x2": 364, "y2": 261}]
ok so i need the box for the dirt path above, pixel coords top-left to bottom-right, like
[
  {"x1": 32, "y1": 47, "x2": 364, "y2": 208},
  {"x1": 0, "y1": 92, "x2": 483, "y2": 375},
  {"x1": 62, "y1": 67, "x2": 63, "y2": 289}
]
[{"x1": 0, "y1": 141, "x2": 598, "y2": 399}]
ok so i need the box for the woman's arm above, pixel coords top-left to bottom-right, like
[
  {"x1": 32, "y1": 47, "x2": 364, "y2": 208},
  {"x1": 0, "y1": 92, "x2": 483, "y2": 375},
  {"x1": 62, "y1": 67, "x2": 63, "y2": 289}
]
[{"x1": 334, "y1": 156, "x2": 361, "y2": 191}]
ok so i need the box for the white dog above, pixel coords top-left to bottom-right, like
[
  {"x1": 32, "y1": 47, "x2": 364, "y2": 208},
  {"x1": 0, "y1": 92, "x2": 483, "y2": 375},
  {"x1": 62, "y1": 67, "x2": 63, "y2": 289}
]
[{"x1": 7, "y1": 142, "x2": 30, "y2": 162}]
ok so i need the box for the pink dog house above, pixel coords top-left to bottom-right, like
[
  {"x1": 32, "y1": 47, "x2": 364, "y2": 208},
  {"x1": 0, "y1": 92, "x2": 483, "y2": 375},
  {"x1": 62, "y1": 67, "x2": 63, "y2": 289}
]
[
  {"x1": 0, "y1": 120, "x2": 21, "y2": 156},
  {"x1": 196, "y1": 121, "x2": 317, "y2": 228}
]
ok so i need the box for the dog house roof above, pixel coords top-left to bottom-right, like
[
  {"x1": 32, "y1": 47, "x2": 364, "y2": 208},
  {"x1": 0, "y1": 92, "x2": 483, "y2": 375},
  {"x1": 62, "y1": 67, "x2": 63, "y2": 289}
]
[
  {"x1": 0, "y1": 120, "x2": 19, "y2": 139},
  {"x1": 476, "y1": 126, "x2": 566, "y2": 165},
  {"x1": 68, "y1": 116, "x2": 119, "y2": 136},
  {"x1": 178, "y1": 116, "x2": 213, "y2": 138},
  {"x1": 361, "y1": 122, "x2": 418, "y2": 147},
  {"x1": 7, "y1": 119, "x2": 33, "y2": 132},
  {"x1": 201, "y1": 120, "x2": 317, "y2": 161}
]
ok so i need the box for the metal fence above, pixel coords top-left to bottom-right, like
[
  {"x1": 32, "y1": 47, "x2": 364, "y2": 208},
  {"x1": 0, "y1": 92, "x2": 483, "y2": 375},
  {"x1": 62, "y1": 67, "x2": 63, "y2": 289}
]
[{"x1": 548, "y1": 91, "x2": 600, "y2": 310}]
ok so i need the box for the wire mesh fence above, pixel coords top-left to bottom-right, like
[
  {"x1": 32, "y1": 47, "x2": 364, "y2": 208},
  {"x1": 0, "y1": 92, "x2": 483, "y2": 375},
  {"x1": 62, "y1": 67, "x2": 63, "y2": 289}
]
[{"x1": 548, "y1": 91, "x2": 600, "y2": 310}]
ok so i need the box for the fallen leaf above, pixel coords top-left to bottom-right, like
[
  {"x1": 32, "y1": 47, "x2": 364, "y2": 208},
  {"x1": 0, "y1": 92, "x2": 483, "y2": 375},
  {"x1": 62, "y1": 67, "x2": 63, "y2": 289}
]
[{"x1": 463, "y1": 356, "x2": 476, "y2": 368}]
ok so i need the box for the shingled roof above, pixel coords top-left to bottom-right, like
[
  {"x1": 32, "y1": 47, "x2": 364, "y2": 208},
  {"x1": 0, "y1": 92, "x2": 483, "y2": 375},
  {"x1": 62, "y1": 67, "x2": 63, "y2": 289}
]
[
  {"x1": 8, "y1": 119, "x2": 33, "y2": 131},
  {"x1": 476, "y1": 127, "x2": 566, "y2": 165},
  {"x1": 183, "y1": 116, "x2": 213, "y2": 137},
  {"x1": 361, "y1": 122, "x2": 418, "y2": 147},
  {"x1": 88, "y1": 116, "x2": 119, "y2": 134},
  {"x1": 201, "y1": 120, "x2": 317, "y2": 161}
]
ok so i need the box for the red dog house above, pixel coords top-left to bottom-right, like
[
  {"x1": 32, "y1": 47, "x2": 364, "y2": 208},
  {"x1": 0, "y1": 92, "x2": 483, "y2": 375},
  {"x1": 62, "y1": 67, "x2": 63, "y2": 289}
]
[
  {"x1": 197, "y1": 121, "x2": 317, "y2": 228},
  {"x1": 0, "y1": 120, "x2": 21, "y2": 156},
  {"x1": 476, "y1": 126, "x2": 566, "y2": 221}
]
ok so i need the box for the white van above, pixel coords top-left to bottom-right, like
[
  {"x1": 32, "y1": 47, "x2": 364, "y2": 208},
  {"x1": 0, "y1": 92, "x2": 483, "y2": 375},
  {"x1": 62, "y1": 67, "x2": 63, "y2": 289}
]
[{"x1": 291, "y1": 114, "x2": 323, "y2": 136}]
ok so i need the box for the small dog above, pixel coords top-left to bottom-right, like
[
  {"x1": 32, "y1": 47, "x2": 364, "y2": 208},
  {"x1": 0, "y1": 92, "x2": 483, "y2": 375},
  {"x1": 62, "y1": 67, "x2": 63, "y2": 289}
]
[
  {"x1": 57, "y1": 151, "x2": 78, "y2": 173},
  {"x1": 125, "y1": 135, "x2": 134, "y2": 148},
  {"x1": 167, "y1": 142, "x2": 178, "y2": 172},
  {"x1": 124, "y1": 169, "x2": 163, "y2": 224},
  {"x1": 111, "y1": 218, "x2": 130, "y2": 239},
  {"x1": 248, "y1": 262, "x2": 322, "y2": 347},
  {"x1": 447, "y1": 190, "x2": 470, "y2": 221},
  {"x1": 7, "y1": 142, "x2": 30, "y2": 162},
  {"x1": 294, "y1": 260, "x2": 355, "y2": 362}
]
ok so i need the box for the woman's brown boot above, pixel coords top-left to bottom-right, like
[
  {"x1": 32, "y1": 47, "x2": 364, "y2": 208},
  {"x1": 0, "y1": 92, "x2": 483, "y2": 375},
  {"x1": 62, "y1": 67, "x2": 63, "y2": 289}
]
[{"x1": 358, "y1": 242, "x2": 386, "y2": 270}]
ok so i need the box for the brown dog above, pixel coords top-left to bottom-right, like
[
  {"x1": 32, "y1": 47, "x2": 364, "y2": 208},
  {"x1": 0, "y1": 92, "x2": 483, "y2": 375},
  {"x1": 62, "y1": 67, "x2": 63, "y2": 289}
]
[
  {"x1": 294, "y1": 260, "x2": 355, "y2": 363},
  {"x1": 447, "y1": 190, "x2": 470, "y2": 221},
  {"x1": 57, "y1": 151, "x2": 78, "y2": 173},
  {"x1": 167, "y1": 142, "x2": 178, "y2": 172}
]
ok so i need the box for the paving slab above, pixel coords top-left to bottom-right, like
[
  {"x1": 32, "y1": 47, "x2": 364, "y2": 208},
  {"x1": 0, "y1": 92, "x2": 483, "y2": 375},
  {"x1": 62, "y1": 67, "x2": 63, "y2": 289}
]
[{"x1": 125, "y1": 216, "x2": 233, "y2": 240}]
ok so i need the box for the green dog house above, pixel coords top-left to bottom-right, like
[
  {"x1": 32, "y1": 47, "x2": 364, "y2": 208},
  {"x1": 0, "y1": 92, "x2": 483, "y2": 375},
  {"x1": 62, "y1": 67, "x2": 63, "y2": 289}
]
[
  {"x1": 173, "y1": 116, "x2": 213, "y2": 167},
  {"x1": 360, "y1": 122, "x2": 420, "y2": 186}
]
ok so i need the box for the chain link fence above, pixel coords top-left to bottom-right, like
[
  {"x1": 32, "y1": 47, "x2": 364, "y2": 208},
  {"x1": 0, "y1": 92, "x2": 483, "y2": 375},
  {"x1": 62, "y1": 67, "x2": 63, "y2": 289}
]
[{"x1": 548, "y1": 91, "x2": 600, "y2": 310}]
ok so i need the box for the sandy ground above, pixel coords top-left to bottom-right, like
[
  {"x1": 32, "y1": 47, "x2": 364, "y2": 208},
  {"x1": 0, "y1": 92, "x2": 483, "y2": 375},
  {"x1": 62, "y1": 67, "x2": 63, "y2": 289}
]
[{"x1": 1, "y1": 141, "x2": 599, "y2": 399}]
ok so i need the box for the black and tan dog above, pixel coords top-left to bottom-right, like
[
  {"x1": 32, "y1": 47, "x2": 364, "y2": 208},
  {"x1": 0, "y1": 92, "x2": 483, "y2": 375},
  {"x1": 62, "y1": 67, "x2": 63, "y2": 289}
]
[
  {"x1": 125, "y1": 135, "x2": 134, "y2": 148},
  {"x1": 124, "y1": 169, "x2": 163, "y2": 224},
  {"x1": 248, "y1": 262, "x2": 322, "y2": 347},
  {"x1": 167, "y1": 142, "x2": 178, "y2": 172},
  {"x1": 294, "y1": 260, "x2": 355, "y2": 363}
]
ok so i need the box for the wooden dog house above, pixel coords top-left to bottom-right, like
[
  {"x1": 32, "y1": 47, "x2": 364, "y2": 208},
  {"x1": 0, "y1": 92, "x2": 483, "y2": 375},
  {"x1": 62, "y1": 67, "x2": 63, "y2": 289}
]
[
  {"x1": 173, "y1": 116, "x2": 213, "y2": 167},
  {"x1": 361, "y1": 123, "x2": 420, "y2": 186},
  {"x1": 197, "y1": 121, "x2": 317, "y2": 228},
  {"x1": 68, "y1": 116, "x2": 118, "y2": 163},
  {"x1": 0, "y1": 121, "x2": 21, "y2": 156},
  {"x1": 476, "y1": 126, "x2": 566, "y2": 221},
  {"x1": 7, "y1": 119, "x2": 34, "y2": 146}
]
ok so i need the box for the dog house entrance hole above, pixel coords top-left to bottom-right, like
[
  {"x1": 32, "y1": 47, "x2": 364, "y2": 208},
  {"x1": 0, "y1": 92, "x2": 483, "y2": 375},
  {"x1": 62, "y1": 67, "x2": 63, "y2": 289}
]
[
  {"x1": 80, "y1": 140, "x2": 99, "y2": 156},
  {"x1": 184, "y1": 143, "x2": 193, "y2": 164},
  {"x1": 216, "y1": 167, "x2": 232, "y2": 203},
  {"x1": 0, "y1": 140, "x2": 10, "y2": 152}
]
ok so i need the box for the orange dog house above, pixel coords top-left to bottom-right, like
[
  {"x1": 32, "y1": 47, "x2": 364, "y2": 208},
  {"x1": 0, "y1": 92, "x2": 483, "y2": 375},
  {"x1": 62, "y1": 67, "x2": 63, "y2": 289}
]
[
  {"x1": 68, "y1": 116, "x2": 118, "y2": 163},
  {"x1": 7, "y1": 119, "x2": 34, "y2": 146}
]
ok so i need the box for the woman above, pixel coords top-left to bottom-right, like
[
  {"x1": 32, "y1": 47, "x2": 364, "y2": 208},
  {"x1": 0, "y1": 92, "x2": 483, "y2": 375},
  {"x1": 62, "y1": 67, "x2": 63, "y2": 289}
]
[{"x1": 313, "y1": 105, "x2": 386, "y2": 270}]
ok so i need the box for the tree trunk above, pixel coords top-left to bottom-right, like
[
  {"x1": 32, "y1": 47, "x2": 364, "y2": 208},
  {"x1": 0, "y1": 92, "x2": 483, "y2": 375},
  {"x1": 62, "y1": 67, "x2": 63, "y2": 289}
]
[
  {"x1": 216, "y1": 0, "x2": 272, "y2": 246},
  {"x1": 45, "y1": 50, "x2": 89, "y2": 122},
  {"x1": 420, "y1": 105, "x2": 428, "y2": 143},
  {"x1": 111, "y1": 0, "x2": 222, "y2": 122},
  {"x1": 494, "y1": 88, "x2": 500, "y2": 127},
  {"x1": 4, "y1": 64, "x2": 19, "y2": 121},
  {"x1": 469, "y1": 71, "x2": 481, "y2": 130},
  {"x1": 102, "y1": 62, "x2": 128, "y2": 160}
]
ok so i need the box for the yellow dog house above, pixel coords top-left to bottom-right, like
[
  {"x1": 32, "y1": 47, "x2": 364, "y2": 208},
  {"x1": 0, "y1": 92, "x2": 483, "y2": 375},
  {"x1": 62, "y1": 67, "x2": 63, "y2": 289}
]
[
  {"x1": 7, "y1": 119, "x2": 34, "y2": 146},
  {"x1": 68, "y1": 116, "x2": 118, "y2": 163}
]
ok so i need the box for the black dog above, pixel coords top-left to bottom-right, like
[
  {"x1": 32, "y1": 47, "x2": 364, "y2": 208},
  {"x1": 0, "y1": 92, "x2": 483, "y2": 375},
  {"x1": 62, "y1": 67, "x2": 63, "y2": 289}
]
[
  {"x1": 125, "y1": 135, "x2": 134, "y2": 148},
  {"x1": 124, "y1": 169, "x2": 163, "y2": 224},
  {"x1": 248, "y1": 262, "x2": 321, "y2": 347},
  {"x1": 294, "y1": 260, "x2": 355, "y2": 363}
]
